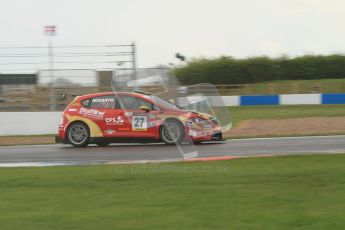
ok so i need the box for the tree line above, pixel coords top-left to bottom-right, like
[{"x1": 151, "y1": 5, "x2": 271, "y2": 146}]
[{"x1": 174, "y1": 55, "x2": 345, "y2": 85}]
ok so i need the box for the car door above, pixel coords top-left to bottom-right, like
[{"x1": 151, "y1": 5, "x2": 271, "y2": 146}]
[
  {"x1": 116, "y1": 94, "x2": 160, "y2": 138},
  {"x1": 86, "y1": 94, "x2": 119, "y2": 137}
]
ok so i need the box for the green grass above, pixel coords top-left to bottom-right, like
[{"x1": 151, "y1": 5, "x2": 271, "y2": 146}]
[
  {"x1": 266, "y1": 78, "x2": 345, "y2": 94},
  {"x1": 220, "y1": 78, "x2": 345, "y2": 95},
  {"x1": 1, "y1": 154, "x2": 345, "y2": 229},
  {"x1": 230, "y1": 104, "x2": 345, "y2": 127}
]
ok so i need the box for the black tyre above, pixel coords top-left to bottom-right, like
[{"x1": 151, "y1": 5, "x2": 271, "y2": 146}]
[
  {"x1": 67, "y1": 122, "x2": 90, "y2": 147},
  {"x1": 96, "y1": 142, "x2": 110, "y2": 147},
  {"x1": 193, "y1": 141, "x2": 203, "y2": 145},
  {"x1": 160, "y1": 119, "x2": 185, "y2": 145}
]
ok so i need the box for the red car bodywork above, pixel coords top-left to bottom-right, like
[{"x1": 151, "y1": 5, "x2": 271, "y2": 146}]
[{"x1": 56, "y1": 91, "x2": 222, "y2": 145}]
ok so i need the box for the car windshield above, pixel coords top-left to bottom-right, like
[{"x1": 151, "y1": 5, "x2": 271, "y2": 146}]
[{"x1": 150, "y1": 95, "x2": 183, "y2": 110}]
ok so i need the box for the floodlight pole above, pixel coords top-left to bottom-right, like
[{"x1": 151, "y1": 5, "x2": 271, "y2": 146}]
[
  {"x1": 131, "y1": 42, "x2": 138, "y2": 91},
  {"x1": 48, "y1": 37, "x2": 56, "y2": 111},
  {"x1": 45, "y1": 25, "x2": 56, "y2": 111}
]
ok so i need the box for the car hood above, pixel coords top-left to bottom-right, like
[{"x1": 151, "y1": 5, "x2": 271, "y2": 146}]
[{"x1": 185, "y1": 110, "x2": 214, "y2": 120}]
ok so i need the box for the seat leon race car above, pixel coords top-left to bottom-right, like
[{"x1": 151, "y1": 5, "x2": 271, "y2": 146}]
[{"x1": 56, "y1": 91, "x2": 223, "y2": 147}]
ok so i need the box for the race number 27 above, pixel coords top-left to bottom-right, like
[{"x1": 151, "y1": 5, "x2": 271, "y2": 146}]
[{"x1": 132, "y1": 116, "x2": 147, "y2": 131}]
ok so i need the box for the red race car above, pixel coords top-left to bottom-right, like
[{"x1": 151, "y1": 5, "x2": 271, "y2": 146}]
[{"x1": 56, "y1": 91, "x2": 223, "y2": 147}]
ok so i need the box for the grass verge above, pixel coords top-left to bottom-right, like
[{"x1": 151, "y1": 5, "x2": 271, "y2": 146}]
[
  {"x1": 221, "y1": 78, "x2": 345, "y2": 95},
  {"x1": 230, "y1": 104, "x2": 345, "y2": 127},
  {"x1": 0, "y1": 154, "x2": 345, "y2": 229},
  {"x1": 0, "y1": 134, "x2": 55, "y2": 146}
]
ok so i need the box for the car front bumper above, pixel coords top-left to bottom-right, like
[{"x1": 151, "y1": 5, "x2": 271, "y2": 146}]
[{"x1": 189, "y1": 130, "x2": 223, "y2": 141}]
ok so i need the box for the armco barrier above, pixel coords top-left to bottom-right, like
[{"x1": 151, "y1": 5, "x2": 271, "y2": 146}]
[
  {"x1": 240, "y1": 95, "x2": 279, "y2": 106},
  {"x1": 280, "y1": 94, "x2": 321, "y2": 105},
  {"x1": 0, "y1": 93, "x2": 344, "y2": 136},
  {"x1": 322, "y1": 93, "x2": 345, "y2": 104},
  {"x1": 238, "y1": 93, "x2": 345, "y2": 106}
]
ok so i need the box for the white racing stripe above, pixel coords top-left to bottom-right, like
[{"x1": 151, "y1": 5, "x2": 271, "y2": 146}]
[{"x1": 0, "y1": 162, "x2": 80, "y2": 167}]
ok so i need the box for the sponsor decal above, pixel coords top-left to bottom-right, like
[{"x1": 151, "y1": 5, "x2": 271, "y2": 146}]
[
  {"x1": 188, "y1": 130, "x2": 209, "y2": 137},
  {"x1": 148, "y1": 121, "x2": 156, "y2": 128},
  {"x1": 106, "y1": 116, "x2": 124, "y2": 125},
  {"x1": 105, "y1": 129, "x2": 115, "y2": 134},
  {"x1": 189, "y1": 130, "x2": 197, "y2": 137},
  {"x1": 79, "y1": 108, "x2": 105, "y2": 119},
  {"x1": 68, "y1": 108, "x2": 78, "y2": 112},
  {"x1": 65, "y1": 114, "x2": 103, "y2": 137},
  {"x1": 118, "y1": 127, "x2": 131, "y2": 131},
  {"x1": 92, "y1": 98, "x2": 114, "y2": 103},
  {"x1": 190, "y1": 130, "x2": 210, "y2": 137},
  {"x1": 132, "y1": 112, "x2": 147, "y2": 116},
  {"x1": 132, "y1": 115, "x2": 147, "y2": 131},
  {"x1": 148, "y1": 114, "x2": 156, "y2": 119}
]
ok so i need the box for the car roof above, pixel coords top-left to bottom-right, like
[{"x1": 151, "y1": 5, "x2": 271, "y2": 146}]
[{"x1": 77, "y1": 91, "x2": 150, "y2": 100}]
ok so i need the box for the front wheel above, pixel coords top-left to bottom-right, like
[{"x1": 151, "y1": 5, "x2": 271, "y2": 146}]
[
  {"x1": 160, "y1": 119, "x2": 185, "y2": 145},
  {"x1": 67, "y1": 122, "x2": 90, "y2": 147}
]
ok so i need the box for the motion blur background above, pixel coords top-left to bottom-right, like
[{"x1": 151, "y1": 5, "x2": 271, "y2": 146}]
[
  {"x1": 1, "y1": 0, "x2": 345, "y2": 111},
  {"x1": 1, "y1": 2, "x2": 345, "y2": 229}
]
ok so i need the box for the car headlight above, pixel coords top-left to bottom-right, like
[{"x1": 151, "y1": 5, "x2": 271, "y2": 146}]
[{"x1": 193, "y1": 117, "x2": 206, "y2": 124}]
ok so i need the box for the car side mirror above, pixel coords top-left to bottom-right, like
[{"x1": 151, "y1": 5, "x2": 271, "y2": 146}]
[{"x1": 140, "y1": 105, "x2": 150, "y2": 112}]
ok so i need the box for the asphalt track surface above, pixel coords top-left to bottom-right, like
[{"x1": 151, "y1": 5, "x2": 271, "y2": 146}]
[{"x1": 0, "y1": 135, "x2": 344, "y2": 165}]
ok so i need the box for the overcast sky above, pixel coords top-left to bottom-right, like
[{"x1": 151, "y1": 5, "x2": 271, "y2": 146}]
[{"x1": 1, "y1": 0, "x2": 345, "y2": 70}]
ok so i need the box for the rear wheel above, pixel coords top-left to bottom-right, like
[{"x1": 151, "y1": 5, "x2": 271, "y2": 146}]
[
  {"x1": 67, "y1": 122, "x2": 90, "y2": 147},
  {"x1": 160, "y1": 119, "x2": 185, "y2": 145}
]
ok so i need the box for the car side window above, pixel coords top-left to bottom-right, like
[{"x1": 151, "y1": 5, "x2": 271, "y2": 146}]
[
  {"x1": 81, "y1": 99, "x2": 91, "y2": 108},
  {"x1": 89, "y1": 95, "x2": 116, "y2": 109},
  {"x1": 136, "y1": 97, "x2": 154, "y2": 110},
  {"x1": 117, "y1": 95, "x2": 139, "y2": 110},
  {"x1": 117, "y1": 95, "x2": 159, "y2": 110}
]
